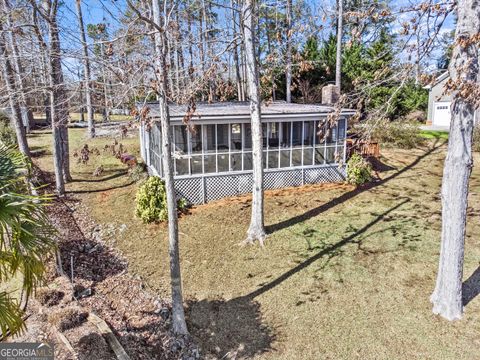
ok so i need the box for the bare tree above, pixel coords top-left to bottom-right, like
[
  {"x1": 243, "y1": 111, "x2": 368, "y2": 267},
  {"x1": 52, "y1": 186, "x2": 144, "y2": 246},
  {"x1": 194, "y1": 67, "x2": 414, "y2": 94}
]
[
  {"x1": 2, "y1": 0, "x2": 34, "y2": 133},
  {"x1": 0, "y1": 23, "x2": 30, "y2": 157},
  {"x1": 243, "y1": 0, "x2": 266, "y2": 245},
  {"x1": 153, "y1": 0, "x2": 188, "y2": 335},
  {"x1": 431, "y1": 0, "x2": 480, "y2": 321},
  {"x1": 29, "y1": 0, "x2": 72, "y2": 193},
  {"x1": 75, "y1": 0, "x2": 95, "y2": 138},
  {"x1": 285, "y1": 0, "x2": 292, "y2": 103},
  {"x1": 335, "y1": 0, "x2": 343, "y2": 90}
]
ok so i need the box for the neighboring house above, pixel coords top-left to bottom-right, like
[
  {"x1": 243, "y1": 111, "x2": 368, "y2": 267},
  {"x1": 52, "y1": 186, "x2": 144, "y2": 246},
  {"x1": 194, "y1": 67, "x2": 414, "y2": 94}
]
[
  {"x1": 425, "y1": 72, "x2": 452, "y2": 127},
  {"x1": 139, "y1": 101, "x2": 354, "y2": 204}
]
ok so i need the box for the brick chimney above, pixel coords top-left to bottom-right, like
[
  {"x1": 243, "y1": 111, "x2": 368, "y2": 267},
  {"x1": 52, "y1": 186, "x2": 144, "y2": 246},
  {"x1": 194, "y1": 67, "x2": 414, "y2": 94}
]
[{"x1": 322, "y1": 84, "x2": 340, "y2": 105}]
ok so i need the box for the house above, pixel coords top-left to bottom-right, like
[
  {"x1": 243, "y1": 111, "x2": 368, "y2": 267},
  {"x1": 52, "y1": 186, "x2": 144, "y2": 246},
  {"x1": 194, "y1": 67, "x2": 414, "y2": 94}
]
[
  {"x1": 139, "y1": 101, "x2": 354, "y2": 204},
  {"x1": 425, "y1": 72, "x2": 452, "y2": 127}
]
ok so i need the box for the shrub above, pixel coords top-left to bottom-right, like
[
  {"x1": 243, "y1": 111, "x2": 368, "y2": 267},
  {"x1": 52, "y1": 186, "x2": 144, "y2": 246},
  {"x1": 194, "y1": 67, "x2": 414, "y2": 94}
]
[
  {"x1": 355, "y1": 119, "x2": 424, "y2": 149},
  {"x1": 347, "y1": 153, "x2": 372, "y2": 186},
  {"x1": 473, "y1": 125, "x2": 480, "y2": 152},
  {"x1": 129, "y1": 162, "x2": 148, "y2": 182},
  {"x1": 135, "y1": 176, "x2": 187, "y2": 223},
  {"x1": 0, "y1": 113, "x2": 16, "y2": 145}
]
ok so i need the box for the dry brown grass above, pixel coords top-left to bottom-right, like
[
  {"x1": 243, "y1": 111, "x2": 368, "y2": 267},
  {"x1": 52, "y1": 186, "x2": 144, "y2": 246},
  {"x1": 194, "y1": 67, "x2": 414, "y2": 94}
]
[
  {"x1": 48, "y1": 306, "x2": 88, "y2": 332},
  {"x1": 29, "y1": 129, "x2": 480, "y2": 359},
  {"x1": 35, "y1": 288, "x2": 65, "y2": 307}
]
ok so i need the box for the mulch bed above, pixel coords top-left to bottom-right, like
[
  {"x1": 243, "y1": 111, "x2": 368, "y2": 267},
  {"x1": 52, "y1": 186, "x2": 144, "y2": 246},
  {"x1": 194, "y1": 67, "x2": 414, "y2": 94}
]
[{"x1": 12, "y1": 167, "x2": 199, "y2": 360}]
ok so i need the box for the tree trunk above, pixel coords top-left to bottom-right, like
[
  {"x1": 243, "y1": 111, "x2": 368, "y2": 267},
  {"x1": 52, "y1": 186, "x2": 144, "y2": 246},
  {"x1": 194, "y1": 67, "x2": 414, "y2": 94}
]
[
  {"x1": 48, "y1": 8, "x2": 71, "y2": 190},
  {"x1": 231, "y1": 0, "x2": 244, "y2": 101},
  {"x1": 187, "y1": 10, "x2": 195, "y2": 83},
  {"x1": 285, "y1": 0, "x2": 292, "y2": 103},
  {"x1": 3, "y1": 0, "x2": 34, "y2": 133},
  {"x1": 243, "y1": 0, "x2": 266, "y2": 245},
  {"x1": 431, "y1": 0, "x2": 479, "y2": 321},
  {"x1": 75, "y1": 0, "x2": 95, "y2": 138},
  {"x1": 0, "y1": 27, "x2": 30, "y2": 157},
  {"x1": 100, "y1": 43, "x2": 110, "y2": 122},
  {"x1": 151, "y1": 0, "x2": 189, "y2": 335},
  {"x1": 335, "y1": 0, "x2": 343, "y2": 90}
]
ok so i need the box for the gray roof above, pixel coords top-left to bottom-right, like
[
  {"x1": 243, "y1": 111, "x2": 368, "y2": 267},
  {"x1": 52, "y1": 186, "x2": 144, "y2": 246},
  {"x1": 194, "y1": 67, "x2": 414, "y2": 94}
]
[{"x1": 143, "y1": 101, "x2": 355, "y2": 121}]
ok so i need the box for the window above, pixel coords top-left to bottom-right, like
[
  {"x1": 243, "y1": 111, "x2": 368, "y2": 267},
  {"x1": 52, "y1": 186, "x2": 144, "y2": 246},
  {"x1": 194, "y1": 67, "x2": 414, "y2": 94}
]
[
  {"x1": 281, "y1": 122, "x2": 291, "y2": 147},
  {"x1": 173, "y1": 125, "x2": 188, "y2": 154},
  {"x1": 268, "y1": 122, "x2": 280, "y2": 149},
  {"x1": 244, "y1": 124, "x2": 252, "y2": 150},
  {"x1": 292, "y1": 122, "x2": 302, "y2": 147},
  {"x1": 338, "y1": 118, "x2": 346, "y2": 140},
  {"x1": 231, "y1": 124, "x2": 242, "y2": 150},
  {"x1": 303, "y1": 121, "x2": 314, "y2": 146},
  {"x1": 204, "y1": 124, "x2": 216, "y2": 153},
  {"x1": 217, "y1": 124, "x2": 229, "y2": 151},
  {"x1": 191, "y1": 126, "x2": 202, "y2": 153}
]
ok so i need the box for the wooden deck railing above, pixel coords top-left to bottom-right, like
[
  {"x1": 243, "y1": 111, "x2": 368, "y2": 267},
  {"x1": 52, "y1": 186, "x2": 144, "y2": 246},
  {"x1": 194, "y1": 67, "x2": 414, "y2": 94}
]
[{"x1": 346, "y1": 139, "x2": 380, "y2": 158}]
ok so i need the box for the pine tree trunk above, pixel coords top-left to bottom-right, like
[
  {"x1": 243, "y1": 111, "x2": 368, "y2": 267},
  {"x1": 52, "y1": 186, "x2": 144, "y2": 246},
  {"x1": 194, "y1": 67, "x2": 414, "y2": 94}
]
[
  {"x1": 285, "y1": 0, "x2": 292, "y2": 103},
  {"x1": 151, "y1": 0, "x2": 189, "y2": 335},
  {"x1": 48, "y1": 8, "x2": 71, "y2": 191},
  {"x1": 75, "y1": 0, "x2": 95, "y2": 138},
  {"x1": 3, "y1": 0, "x2": 34, "y2": 133},
  {"x1": 231, "y1": 0, "x2": 244, "y2": 101},
  {"x1": 0, "y1": 28, "x2": 30, "y2": 157},
  {"x1": 431, "y1": 0, "x2": 479, "y2": 321},
  {"x1": 335, "y1": 0, "x2": 343, "y2": 90},
  {"x1": 243, "y1": 0, "x2": 266, "y2": 245}
]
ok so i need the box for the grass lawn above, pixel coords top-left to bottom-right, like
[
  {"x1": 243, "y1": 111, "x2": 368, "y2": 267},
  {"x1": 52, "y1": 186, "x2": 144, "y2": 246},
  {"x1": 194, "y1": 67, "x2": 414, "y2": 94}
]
[
  {"x1": 29, "y1": 129, "x2": 480, "y2": 359},
  {"x1": 420, "y1": 130, "x2": 449, "y2": 140}
]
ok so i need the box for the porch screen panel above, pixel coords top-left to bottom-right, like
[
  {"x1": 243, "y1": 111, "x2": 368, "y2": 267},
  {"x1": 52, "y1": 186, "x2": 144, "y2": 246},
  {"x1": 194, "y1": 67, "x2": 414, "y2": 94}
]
[
  {"x1": 173, "y1": 125, "x2": 189, "y2": 176},
  {"x1": 217, "y1": 124, "x2": 229, "y2": 172},
  {"x1": 292, "y1": 121, "x2": 302, "y2": 166},
  {"x1": 280, "y1": 122, "x2": 291, "y2": 168},
  {"x1": 204, "y1": 124, "x2": 216, "y2": 173},
  {"x1": 303, "y1": 121, "x2": 314, "y2": 166},
  {"x1": 267, "y1": 122, "x2": 280, "y2": 168},
  {"x1": 243, "y1": 123, "x2": 253, "y2": 170},
  {"x1": 191, "y1": 125, "x2": 203, "y2": 174},
  {"x1": 315, "y1": 120, "x2": 326, "y2": 165}
]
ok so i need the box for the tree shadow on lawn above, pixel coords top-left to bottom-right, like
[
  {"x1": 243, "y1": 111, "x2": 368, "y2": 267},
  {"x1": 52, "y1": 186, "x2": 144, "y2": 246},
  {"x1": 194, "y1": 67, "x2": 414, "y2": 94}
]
[
  {"x1": 71, "y1": 170, "x2": 128, "y2": 183},
  {"x1": 67, "y1": 180, "x2": 135, "y2": 194},
  {"x1": 463, "y1": 266, "x2": 480, "y2": 306},
  {"x1": 266, "y1": 139, "x2": 444, "y2": 234},
  {"x1": 188, "y1": 199, "x2": 410, "y2": 358},
  {"x1": 186, "y1": 297, "x2": 276, "y2": 359}
]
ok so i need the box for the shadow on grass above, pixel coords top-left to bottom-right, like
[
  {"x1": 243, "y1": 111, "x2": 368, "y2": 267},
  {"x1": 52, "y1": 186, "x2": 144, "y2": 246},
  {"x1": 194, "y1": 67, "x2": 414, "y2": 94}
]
[
  {"x1": 187, "y1": 298, "x2": 275, "y2": 359},
  {"x1": 67, "y1": 180, "x2": 134, "y2": 194},
  {"x1": 463, "y1": 266, "x2": 480, "y2": 306},
  {"x1": 266, "y1": 139, "x2": 444, "y2": 234},
  {"x1": 71, "y1": 170, "x2": 128, "y2": 183},
  {"x1": 188, "y1": 200, "x2": 410, "y2": 358}
]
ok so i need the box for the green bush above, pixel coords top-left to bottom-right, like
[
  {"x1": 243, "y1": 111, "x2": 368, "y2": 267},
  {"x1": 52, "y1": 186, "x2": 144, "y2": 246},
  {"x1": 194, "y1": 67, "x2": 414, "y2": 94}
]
[
  {"x1": 347, "y1": 153, "x2": 372, "y2": 186},
  {"x1": 135, "y1": 176, "x2": 187, "y2": 223},
  {"x1": 356, "y1": 119, "x2": 424, "y2": 149},
  {"x1": 0, "y1": 112, "x2": 16, "y2": 145}
]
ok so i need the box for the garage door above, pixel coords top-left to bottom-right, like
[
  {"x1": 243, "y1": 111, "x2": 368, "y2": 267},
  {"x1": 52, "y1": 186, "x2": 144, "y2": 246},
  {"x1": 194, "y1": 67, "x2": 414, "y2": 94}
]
[{"x1": 433, "y1": 102, "x2": 451, "y2": 127}]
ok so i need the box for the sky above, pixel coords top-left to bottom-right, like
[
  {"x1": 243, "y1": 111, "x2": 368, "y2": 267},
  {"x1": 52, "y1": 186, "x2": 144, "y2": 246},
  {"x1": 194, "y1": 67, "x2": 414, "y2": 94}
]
[{"x1": 57, "y1": 0, "x2": 455, "y2": 79}]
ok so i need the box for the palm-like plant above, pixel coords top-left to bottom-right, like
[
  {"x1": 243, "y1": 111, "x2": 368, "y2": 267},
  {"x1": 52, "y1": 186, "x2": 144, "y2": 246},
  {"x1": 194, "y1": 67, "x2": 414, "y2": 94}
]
[{"x1": 0, "y1": 141, "x2": 55, "y2": 337}]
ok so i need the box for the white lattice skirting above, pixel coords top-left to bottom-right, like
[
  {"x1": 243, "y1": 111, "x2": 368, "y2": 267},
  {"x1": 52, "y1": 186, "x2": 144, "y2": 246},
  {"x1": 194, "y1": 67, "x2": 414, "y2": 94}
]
[{"x1": 172, "y1": 166, "x2": 346, "y2": 204}]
